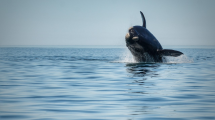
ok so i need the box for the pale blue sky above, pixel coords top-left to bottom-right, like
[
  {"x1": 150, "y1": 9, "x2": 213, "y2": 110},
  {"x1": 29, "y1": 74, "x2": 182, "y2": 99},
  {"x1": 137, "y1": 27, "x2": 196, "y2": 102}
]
[{"x1": 0, "y1": 0, "x2": 215, "y2": 46}]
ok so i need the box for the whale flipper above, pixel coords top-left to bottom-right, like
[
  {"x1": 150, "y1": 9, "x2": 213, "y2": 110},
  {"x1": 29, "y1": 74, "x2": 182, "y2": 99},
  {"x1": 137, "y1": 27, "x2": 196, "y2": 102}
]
[
  {"x1": 158, "y1": 49, "x2": 183, "y2": 57},
  {"x1": 140, "y1": 11, "x2": 146, "y2": 28}
]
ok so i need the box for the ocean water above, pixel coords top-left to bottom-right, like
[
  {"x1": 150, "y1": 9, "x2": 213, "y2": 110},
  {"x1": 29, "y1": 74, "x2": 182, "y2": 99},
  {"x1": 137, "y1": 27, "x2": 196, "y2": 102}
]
[{"x1": 0, "y1": 46, "x2": 215, "y2": 120}]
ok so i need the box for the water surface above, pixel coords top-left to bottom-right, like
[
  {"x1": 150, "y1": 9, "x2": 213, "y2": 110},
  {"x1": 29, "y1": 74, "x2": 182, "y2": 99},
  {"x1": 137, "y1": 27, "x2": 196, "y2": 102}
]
[{"x1": 0, "y1": 46, "x2": 215, "y2": 120}]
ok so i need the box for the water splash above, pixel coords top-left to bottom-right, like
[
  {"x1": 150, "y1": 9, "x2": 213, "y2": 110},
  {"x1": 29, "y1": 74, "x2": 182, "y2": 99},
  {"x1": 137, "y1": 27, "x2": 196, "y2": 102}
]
[
  {"x1": 163, "y1": 55, "x2": 193, "y2": 63},
  {"x1": 113, "y1": 50, "x2": 136, "y2": 63}
]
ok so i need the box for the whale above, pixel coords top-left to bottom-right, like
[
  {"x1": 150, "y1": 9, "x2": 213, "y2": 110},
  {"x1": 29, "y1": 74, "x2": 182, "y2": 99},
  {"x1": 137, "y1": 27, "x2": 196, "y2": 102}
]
[{"x1": 125, "y1": 11, "x2": 183, "y2": 62}]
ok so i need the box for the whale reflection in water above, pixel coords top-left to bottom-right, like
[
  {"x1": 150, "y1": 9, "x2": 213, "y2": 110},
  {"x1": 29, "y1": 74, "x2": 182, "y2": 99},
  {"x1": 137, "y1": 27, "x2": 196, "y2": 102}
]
[{"x1": 126, "y1": 63, "x2": 160, "y2": 78}]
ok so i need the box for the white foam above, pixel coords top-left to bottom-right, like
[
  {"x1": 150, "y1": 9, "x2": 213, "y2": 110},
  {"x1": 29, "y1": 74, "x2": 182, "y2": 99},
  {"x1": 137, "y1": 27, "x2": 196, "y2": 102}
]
[
  {"x1": 162, "y1": 55, "x2": 194, "y2": 63},
  {"x1": 113, "y1": 50, "x2": 136, "y2": 63}
]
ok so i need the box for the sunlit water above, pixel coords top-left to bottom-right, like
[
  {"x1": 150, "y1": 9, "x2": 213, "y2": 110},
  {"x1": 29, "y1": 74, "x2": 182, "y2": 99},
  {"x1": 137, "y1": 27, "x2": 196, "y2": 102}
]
[{"x1": 0, "y1": 46, "x2": 215, "y2": 120}]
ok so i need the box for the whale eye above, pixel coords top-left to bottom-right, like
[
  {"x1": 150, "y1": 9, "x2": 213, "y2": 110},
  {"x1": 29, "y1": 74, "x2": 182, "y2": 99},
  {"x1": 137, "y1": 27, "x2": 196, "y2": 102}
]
[
  {"x1": 130, "y1": 29, "x2": 135, "y2": 34},
  {"x1": 129, "y1": 28, "x2": 138, "y2": 37}
]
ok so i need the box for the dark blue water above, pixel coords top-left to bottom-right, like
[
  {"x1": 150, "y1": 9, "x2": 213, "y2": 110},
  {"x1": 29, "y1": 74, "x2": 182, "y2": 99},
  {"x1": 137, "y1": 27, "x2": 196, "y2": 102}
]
[{"x1": 0, "y1": 46, "x2": 215, "y2": 120}]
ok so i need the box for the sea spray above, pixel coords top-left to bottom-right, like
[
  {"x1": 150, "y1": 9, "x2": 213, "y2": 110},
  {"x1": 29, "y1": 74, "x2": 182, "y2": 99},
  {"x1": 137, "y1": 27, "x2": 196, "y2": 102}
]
[
  {"x1": 113, "y1": 49, "x2": 136, "y2": 63},
  {"x1": 163, "y1": 54, "x2": 193, "y2": 63}
]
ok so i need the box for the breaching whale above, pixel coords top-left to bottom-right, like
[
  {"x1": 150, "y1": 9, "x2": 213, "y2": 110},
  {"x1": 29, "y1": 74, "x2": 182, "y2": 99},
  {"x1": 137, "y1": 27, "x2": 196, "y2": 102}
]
[{"x1": 125, "y1": 11, "x2": 183, "y2": 62}]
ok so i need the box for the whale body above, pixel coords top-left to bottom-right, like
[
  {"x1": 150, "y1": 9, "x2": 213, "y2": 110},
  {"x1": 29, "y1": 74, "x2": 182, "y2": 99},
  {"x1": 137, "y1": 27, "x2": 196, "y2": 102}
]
[{"x1": 125, "y1": 11, "x2": 183, "y2": 62}]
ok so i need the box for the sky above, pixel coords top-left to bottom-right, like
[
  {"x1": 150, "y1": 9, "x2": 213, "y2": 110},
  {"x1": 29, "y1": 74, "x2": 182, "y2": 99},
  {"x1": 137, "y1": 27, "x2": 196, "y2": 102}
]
[{"x1": 0, "y1": 0, "x2": 215, "y2": 46}]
